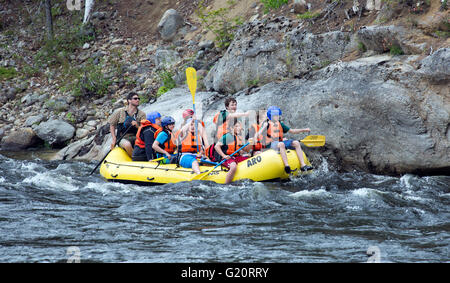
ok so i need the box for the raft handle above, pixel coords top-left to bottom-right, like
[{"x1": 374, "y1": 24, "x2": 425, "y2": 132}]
[
  {"x1": 111, "y1": 174, "x2": 118, "y2": 178},
  {"x1": 147, "y1": 177, "x2": 155, "y2": 181}
]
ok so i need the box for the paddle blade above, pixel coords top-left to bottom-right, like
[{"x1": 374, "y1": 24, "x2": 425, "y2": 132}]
[
  {"x1": 186, "y1": 67, "x2": 197, "y2": 101},
  {"x1": 300, "y1": 135, "x2": 326, "y2": 147},
  {"x1": 190, "y1": 169, "x2": 212, "y2": 181}
]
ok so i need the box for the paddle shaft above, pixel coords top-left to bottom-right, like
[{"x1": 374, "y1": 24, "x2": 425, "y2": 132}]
[{"x1": 89, "y1": 124, "x2": 133, "y2": 175}]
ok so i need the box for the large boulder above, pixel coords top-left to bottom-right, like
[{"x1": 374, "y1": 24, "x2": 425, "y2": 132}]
[
  {"x1": 158, "y1": 9, "x2": 184, "y2": 41},
  {"x1": 203, "y1": 51, "x2": 450, "y2": 175},
  {"x1": 356, "y1": 25, "x2": 428, "y2": 55},
  {"x1": 34, "y1": 119, "x2": 75, "y2": 146},
  {"x1": 204, "y1": 18, "x2": 356, "y2": 94},
  {"x1": 418, "y1": 47, "x2": 449, "y2": 83},
  {"x1": 1, "y1": 128, "x2": 40, "y2": 150}
]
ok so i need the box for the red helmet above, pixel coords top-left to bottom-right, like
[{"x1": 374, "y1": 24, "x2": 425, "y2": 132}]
[{"x1": 182, "y1": 109, "x2": 194, "y2": 119}]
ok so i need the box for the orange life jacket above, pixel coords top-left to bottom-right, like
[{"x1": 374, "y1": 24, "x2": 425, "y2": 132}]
[
  {"x1": 213, "y1": 110, "x2": 228, "y2": 141},
  {"x1": 134, "y1": 120, "x2": 161, "y2": 149},
  {"x1": 264, "y1": 120, "x2": 283, "y2": 144},
  {"x1": 221, "y1": 133, "x2": 244, "y2": 156},
  {"x1": 250, "y1": 123, "x2": 264, "y2": 151},
  {"x1": 154, "y1": 128, "x2": 177, "y2": 154},
  {"x1": 180, "y1": 130, "x2": 201, "y2": 153}
]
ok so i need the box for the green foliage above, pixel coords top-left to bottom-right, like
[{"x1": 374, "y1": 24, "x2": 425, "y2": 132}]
[
  {"x1": 195, "y1": 0, "x2": 243, "y2": 49},
  {"x1": 297, "y1": 11, "x2": 320, "y2": 20},
  {"x1": 157, "y1": 69, "x2": 176, "y2": 90},
  {"x1": 260, "y1": 0, "x2": 289, "y2": 14},
  {"x1": 34, "y1": 24, "x2": 93, "y2": 68},
  {"x1": 434, "y1": 30, "x2": 450, "y2": 38},
  {"x1": 358, "y1": 42, "x2": 367, "y2": 52},
  {"x1": 156, "y1": 86, "x2": 169, "y2": 97},
  {"x1": 0, "y1": 67, "x2": 17, "y2": 80},
  {"x1": 389, "y1": 44, "x2": 404, "y2": 56},
  {"x1": 65, "y1": 112, "x2": 76, "y2": 124},
  {"x1": 61, "y1": 59, "x2": 111, "y2": 99}
]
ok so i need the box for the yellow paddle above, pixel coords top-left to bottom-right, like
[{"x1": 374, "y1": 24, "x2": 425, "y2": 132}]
[
  {"x1": 186, "y1": 67, "x2": 200, "y2": 153},
  {"x1": 186, "y1": 67, "x2": 197, "y2": 104},
  {"x1": 300, "y1": 135, "x2": 326, "y2": 147},
  {"x1": 149, "y1": 157, "x2": 165, "y2": 162}
]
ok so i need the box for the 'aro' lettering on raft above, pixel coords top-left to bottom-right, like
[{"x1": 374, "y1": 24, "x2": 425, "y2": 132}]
[{"x1": 247, "y1": 156, "x2": 262, "y2": 167}]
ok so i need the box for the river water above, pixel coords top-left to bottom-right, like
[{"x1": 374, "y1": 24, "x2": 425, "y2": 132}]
[{"x1": 0, "y1": 151, "x2": 448, "y2": 263}]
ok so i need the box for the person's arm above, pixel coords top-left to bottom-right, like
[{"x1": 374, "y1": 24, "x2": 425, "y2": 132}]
[
  {"x1": 143, "y1": 130, "x2": 155, "y2": 161},
  {"x1": 288, "y1": 128, "x2": 311, "y2": 134},
  {"x1": 152, "y1": 140, "x2": 171, "y2": 158},
  {"x1": 214, "y1": 143, "x2": 230, "y2": 160},
  {"x1": 227, "y1": 111, "x2": 251, "y2": 119},
  {"x1": 109, "y1": 124, "x2": 117, "y2": 150},
  {"x1": 200, "y1": 125, "x2": 210, "y2": 149},
  {"x1": 108, "y1": 111, "x2": 120, "y2": 150},
  {"x1": 214, "y1": 135, "x2": 230, "y2": 160},
  {"x1": 254, "y1": 121, "x2": 268, "y2": 141},
  {"x1": 152, "y1": 133, "x2": 171, "y2": 158},
  {"x1": 178, "y1": 122, "x2": 192, "y2": 141}
]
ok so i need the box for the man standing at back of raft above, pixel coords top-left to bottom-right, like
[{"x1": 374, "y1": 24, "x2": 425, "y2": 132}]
[
  {"x1": 108, "y1": 92, "x2": 146, "y2": 157},
  {"x1": 256, "y1": 106, "x2": 313, "y2": 174}
]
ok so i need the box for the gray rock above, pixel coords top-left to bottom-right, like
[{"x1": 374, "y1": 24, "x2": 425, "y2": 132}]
[
  {"x1": 157, "y1": 9, "x2": 184, "y2": 41},
  {"x1": 24, "y1": 114, "x2": 45, "y2": 128},
  {"x1": 418, "y1": 48, "x2": 449, "y2": 83},
  {"x1": 21, "y1": 92, "x2": 40, "y2": 106},
  {"x1": 293, "y1": 0, "x2": 307, "y2": 14},
  {"x1": 76, "y1": 128, "x2": 90, "y2": 139},
  {"x1": 199, "y1": 40, "x2": 215, "y2": 50},
  {"x1": 92, "y1": 11, "x2": 107, "y2": 20},
  {"x1": 34, "y1": 119, "x2": 75, "y2": 145},
  {"x1": 154, "y1": 49, "x2": 181, "y2": 69},
  {"x1": 1, "y1": 128, "x2": 39, "y2": 150},
  {"x1": 205, "y1": 19, "x2": 355, "y2": 94},
  {"x1": 357, "y1": 25, "x2": 426, "y2": 55}
]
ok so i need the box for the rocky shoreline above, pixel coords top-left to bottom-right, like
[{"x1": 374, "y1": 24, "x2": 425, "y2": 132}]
[{"x1": 1, "y1": 0, "x2": 449, "y2": 176}]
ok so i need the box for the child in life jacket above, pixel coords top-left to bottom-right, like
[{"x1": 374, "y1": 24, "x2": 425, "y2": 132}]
[
  {"x1": 255, "y1": 106, "x2": 313, "y2": 173},
  {"x1": 153, "y1": 116, "x2": 201, "y2": 174},
  {"x1": 214, "y1": 119, "x2": 252, "y2": 184},
  {"x1": 132, "y1": 111, "x2": 162, "y2": 161}
]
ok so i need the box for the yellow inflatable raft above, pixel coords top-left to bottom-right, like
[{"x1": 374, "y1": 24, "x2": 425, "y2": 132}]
[{"x1": 99, "y1": 147, "x2": 312, "y2": 185}]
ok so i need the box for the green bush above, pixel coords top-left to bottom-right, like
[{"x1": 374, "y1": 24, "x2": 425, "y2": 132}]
[
  {"x1": 0, "y1": 67, "x2": 17, "y2": 80},
  {"x1": 297, "y1": 11, "x2": 320, "y2": 20},
  {"x1": 156, "y1": 86, "x2": 169, "y2": 97},
  {"x1": 62, "y1": 59, "x2": 111, "y2": 99},
  {"x1": 260, "y1": 0, "x2": 289, "y2": 14},
  {"x1": 196, "y1": 0, "x2": 243, "y2": 49},
  {"x1": 389, "y1": 44, "x2": 404, "y2": 56},
  {"x1": 34, "y1": 24, "x2": 93, "y2": 68},
  {"x1": 157, "y1": 69, "x2": 176, "y2": 90}
]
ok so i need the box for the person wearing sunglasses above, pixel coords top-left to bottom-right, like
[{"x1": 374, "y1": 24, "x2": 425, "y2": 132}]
[{"x1": 108, "y1": 92, "x2": 146, "y2": 156}]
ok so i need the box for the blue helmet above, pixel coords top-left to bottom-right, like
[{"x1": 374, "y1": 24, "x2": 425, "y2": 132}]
[
  {"x1": 161, "y1": 116, "x2": 176, "y2": 127},
  {"x1": 146, "y1": 111, "x2": 161, "y2": 124},
  {"x1": 267, "y1": 106, "x2": 282, "y2": 121}
]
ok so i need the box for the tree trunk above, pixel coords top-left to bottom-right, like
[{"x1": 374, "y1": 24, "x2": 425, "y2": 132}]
[
  {"x1": 44, "y1": 0, "x2": 53, "y2": 40},
  {"x1": 83, "y1": 0, "x2": 95, "y2": 24}
]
